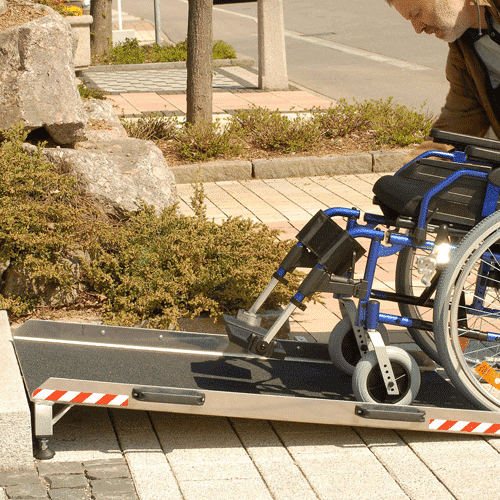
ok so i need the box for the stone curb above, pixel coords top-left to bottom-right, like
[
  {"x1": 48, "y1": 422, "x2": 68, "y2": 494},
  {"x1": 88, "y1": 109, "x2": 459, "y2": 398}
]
[
  {"x1": 0, "y1": 311, "x2": 33, "y2": 472},
  {"x1": 85, "y1": 54, "x2": 255, "y2": 73},
  {"x1": 170, "y1": 149, "x2": 410, "y2": 184}
]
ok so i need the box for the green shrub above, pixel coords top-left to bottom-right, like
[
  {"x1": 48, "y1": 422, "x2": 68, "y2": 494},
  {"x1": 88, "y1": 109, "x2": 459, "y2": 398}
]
[
  {"x1": 101, "y1": 38, "x2": 146, "y2": 65},
  {"x1": 212, "y1": 40, "x2": 237, "y2": 60},
  {"x1": 230, "y1": 107, "x2": 322, "y2": 153},
  {"x1": 78, "y1": 83, "x2": 105, "y2": 100},
  {"x1": 85, "y1": 198, "x2": 299, "y2": 329},
  {"x1": 93, "y1": 38, "x2": 236, "y2": 65},
  {"x1": 124, "y1": 100, "x2": 431, "y2": 163},
  {"x1": 0, "y1": 124, "x2": 104, "y2": 315},
  {"x1": 121, "y1": 114, "x2": 179, "y2": 141},
  {"x1": 176, "y1": 121, "x2": 244, "y2": 162},
  {"x1": 312, "y1": 99, "x2": 373, "y2": 139},
  {"x1": 368, "y1": 98, "x2": 433, "y2": 147},
  {"x1": 312, "y1": 98, "x2": 433, "y2": 146},
  {"x1": 0, "y1": 124, "x2": 296, "y2": 325}
]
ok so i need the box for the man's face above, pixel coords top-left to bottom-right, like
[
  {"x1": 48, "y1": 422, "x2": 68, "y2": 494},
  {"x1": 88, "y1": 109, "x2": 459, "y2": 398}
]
[{"x1": 392, "y1": 0, "x2": 474, "y2": 42}]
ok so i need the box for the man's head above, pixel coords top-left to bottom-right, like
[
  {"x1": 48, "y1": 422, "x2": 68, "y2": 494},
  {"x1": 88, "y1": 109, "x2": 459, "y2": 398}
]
[{"x1": 388, "y1": 0, "x2": 481, "y2": 42}]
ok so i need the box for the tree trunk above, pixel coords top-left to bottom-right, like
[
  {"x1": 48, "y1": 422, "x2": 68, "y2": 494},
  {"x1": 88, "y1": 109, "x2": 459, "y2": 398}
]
[
  {"x1": 186, "y1": 0, "x2": 213, "y2": 125},
  {"x1": 90, "y1": 0, "x2": 112, "y2": 57}
]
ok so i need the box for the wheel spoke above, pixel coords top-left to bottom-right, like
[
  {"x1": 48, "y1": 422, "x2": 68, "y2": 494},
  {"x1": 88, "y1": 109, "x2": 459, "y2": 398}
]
[{"x1": 435, "y1": 213, "x2": 500, "y2": 411}]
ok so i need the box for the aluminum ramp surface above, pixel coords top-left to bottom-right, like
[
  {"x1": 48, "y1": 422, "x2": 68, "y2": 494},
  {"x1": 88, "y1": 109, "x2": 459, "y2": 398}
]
[{"x1": 12, "y1": 319, "x2": 500, "y2": 436}]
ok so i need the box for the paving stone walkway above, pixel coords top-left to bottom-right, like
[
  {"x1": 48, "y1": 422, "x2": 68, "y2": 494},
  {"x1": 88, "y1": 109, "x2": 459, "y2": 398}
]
[
  {"x1": 0, "y1": 458, "x2": 137, "y2": 500},
  {"x1": 83, "y1": 67, "x2": 256, "y2": 95}
]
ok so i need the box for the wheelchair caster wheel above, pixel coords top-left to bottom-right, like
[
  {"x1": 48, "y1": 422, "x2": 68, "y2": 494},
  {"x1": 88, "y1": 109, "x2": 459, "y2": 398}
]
[
  {"x1": 328, "y1": 318, "x2": 389, "y2": 375},
  {"x1": 352, "y1": 346, "x2": 421, "y2": 405}
]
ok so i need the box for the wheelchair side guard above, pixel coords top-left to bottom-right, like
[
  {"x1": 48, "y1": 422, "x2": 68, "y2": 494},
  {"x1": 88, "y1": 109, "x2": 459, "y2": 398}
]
[{"x1": 411, "y1": 169, "x2": 490, "y2": 245}]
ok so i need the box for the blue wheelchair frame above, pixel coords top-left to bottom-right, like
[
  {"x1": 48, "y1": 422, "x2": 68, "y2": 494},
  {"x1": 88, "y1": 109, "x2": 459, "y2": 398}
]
[{"x1": 271, "y1": 149, "x2": 500, "y2": 345}]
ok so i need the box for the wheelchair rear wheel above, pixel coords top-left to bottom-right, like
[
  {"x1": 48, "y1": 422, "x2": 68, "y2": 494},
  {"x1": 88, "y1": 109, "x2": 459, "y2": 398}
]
[
  {"x1": 435, "y1": 212, "x2": 500, "y2": 412},
  {"x1": 396, "y1": 245, "x2": 440, "y2": 364}
]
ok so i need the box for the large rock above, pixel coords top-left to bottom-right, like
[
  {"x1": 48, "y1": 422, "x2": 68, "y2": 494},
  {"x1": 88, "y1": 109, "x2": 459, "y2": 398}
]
[
  {"x1": 25, "y1": 138, "x2": 178, "y2": 217},
  {"x1": 81, "y1": 99, "x2": 128, "y2": 143},
  {"x1": 0, "y1": 2, "x2": 87, "y2": 144}
]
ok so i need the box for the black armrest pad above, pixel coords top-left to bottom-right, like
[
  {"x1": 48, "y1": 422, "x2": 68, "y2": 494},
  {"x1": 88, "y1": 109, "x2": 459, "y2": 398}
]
[
  {"x1": 430, "y1": 129, "x2": 500, "y2": 152},
  {"x1": 465, "y1": 146, "x2": 500, "y2": 165}
]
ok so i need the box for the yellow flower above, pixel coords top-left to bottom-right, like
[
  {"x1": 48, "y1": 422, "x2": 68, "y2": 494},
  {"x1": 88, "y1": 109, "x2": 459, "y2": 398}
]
[{"x1": 63, "y1": 5, "x2": 83, "y2": 16}]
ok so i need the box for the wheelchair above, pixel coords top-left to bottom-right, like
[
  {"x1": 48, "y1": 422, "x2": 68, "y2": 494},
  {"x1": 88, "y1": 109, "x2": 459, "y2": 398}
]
[{"x1": 226, "y1": 128, "x2": 500, "y2": 413}]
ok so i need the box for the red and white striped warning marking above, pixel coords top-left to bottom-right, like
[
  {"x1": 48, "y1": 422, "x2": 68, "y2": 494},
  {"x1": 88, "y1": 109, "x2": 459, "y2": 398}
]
[
  {"x1": 32, "y1": 389, "x2": 128, "y2": 407},
  {"x1": 429, "y1": 418, "x2": 500, "y2": 434}
]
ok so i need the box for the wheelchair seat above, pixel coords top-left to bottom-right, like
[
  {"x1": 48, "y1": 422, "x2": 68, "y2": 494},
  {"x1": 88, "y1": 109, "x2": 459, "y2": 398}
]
[
  {"x1": 372, "y1": 175, "x2": 435, "y2": 219},
  {"x1": 373, "y1": 158, "x2": 493, "y2": 229}
]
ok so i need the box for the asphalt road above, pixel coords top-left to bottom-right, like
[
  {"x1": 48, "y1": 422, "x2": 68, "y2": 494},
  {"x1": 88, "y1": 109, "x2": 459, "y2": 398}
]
[{"x1": 117, "y1": 0, "x2": 451, "y2": 117}]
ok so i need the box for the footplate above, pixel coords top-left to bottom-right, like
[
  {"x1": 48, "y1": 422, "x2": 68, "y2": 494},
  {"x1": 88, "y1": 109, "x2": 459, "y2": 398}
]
[{"x1": 223, "y1": 315, "x2": 286, "y2": 359}]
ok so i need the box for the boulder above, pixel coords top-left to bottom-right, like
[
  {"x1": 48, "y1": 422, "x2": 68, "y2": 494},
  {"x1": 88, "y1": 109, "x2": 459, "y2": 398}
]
[
  {"x1": 80, "y1": 98, "x2": 128, "y2": 143},
  {"x1": 25, "y1": 138, "x2": 178, "y2": 217},
  {"x1": 0, "y1": 2, "x2": 87, "y2": 144}
]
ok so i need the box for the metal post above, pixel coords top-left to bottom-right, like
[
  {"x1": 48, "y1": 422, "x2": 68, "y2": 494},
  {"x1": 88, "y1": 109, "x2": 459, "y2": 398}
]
[
  {"x1": 154, "y1": 0, "x2": 162, "y2": 45},
  {"x1": 117, "y1": 0, "x2": 123, "y2": 30}
]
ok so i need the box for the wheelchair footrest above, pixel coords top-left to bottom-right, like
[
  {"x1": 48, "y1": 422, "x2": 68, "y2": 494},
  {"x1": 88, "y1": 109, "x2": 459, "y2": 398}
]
[
  {"x1": 297, "y1": 210, "x2": 365, "y2": 275},
  {"x1": 223, "y1": 315, "x2": 286, "y2": 359}
]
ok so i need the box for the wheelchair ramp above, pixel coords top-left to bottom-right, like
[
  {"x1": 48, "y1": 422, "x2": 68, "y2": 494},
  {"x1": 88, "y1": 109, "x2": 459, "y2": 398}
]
[{"x1": 12, "y1": 319, "x2": 500, "y2": 437}]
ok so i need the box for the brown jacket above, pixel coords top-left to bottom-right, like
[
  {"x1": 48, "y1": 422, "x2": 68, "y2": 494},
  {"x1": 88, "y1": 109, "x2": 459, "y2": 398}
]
[
  {"x1": 414, "y1": 0, "x2": 500, "y2": 154},
  {"x1": 433, "y1": 0, "x2": 500, "y2": 137}
]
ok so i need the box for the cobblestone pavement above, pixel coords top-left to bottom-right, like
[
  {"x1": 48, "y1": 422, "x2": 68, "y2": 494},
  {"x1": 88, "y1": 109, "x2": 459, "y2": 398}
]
[
  {"x1": 83, "y1": 67, "x2": 257, "y2": 95},
  {"x1": 0, "y1": 458, "x2": 137, "y2": 500}
]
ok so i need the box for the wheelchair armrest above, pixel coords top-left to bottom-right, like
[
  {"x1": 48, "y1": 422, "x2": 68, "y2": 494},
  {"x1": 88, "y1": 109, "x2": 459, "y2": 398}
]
[
  {"x1": 465, "y1": 145, "x2": 500, "y2": 165},
  {"x1": 488, "y1": 168, "x2": 500, "y2": 188},
  {"x1": 430, "y1": 128, "x2": 500, "y2": 152}
]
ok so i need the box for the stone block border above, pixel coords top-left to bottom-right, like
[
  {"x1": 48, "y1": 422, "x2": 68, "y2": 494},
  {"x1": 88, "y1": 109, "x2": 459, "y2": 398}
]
[
  {"x1": 0, "y1": 311, "x2": 33, "y2": 472},
  {"x1": 170, "y1": 149, "x2": 409, "y2": 184}
]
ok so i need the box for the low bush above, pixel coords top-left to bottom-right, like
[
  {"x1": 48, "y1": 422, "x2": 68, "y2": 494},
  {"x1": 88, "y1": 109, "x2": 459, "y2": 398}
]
[
  {"x1": 0, "y1": 125, "x2": 297, "y2": 325},
  {"x1": 85, "y1": 197, "x2": 299, "y2": 328},
  {"x1": 93, "y1": 38, "x2": 236, "y2": 65},
  {"x1": 125, "y1": 99, "x2": 433, "y2": 163},
  {"x1": 78, "y1": 83, "x2": 105, "y2": 100},
  {"x1": 312, "y1": 97, "x2": 433, "y2": 147},
  {"x1": 175, "y1": 121, "x2": 245, "y2": 162},
  {"x1": 0, "y1": 124, "x2": 105, "y2": 316},
  {"x1": 230, "y1": 107, "x2": 322, "y2": 153},
  {"x1": 122, "y1": 113, "x2": 179, "y2": 141}
]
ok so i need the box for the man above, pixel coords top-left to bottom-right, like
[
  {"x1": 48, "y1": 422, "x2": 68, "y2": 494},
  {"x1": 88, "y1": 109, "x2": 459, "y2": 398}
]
[{"x1": 386, "y1": 0, "x2": 500, "y2": 140}]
